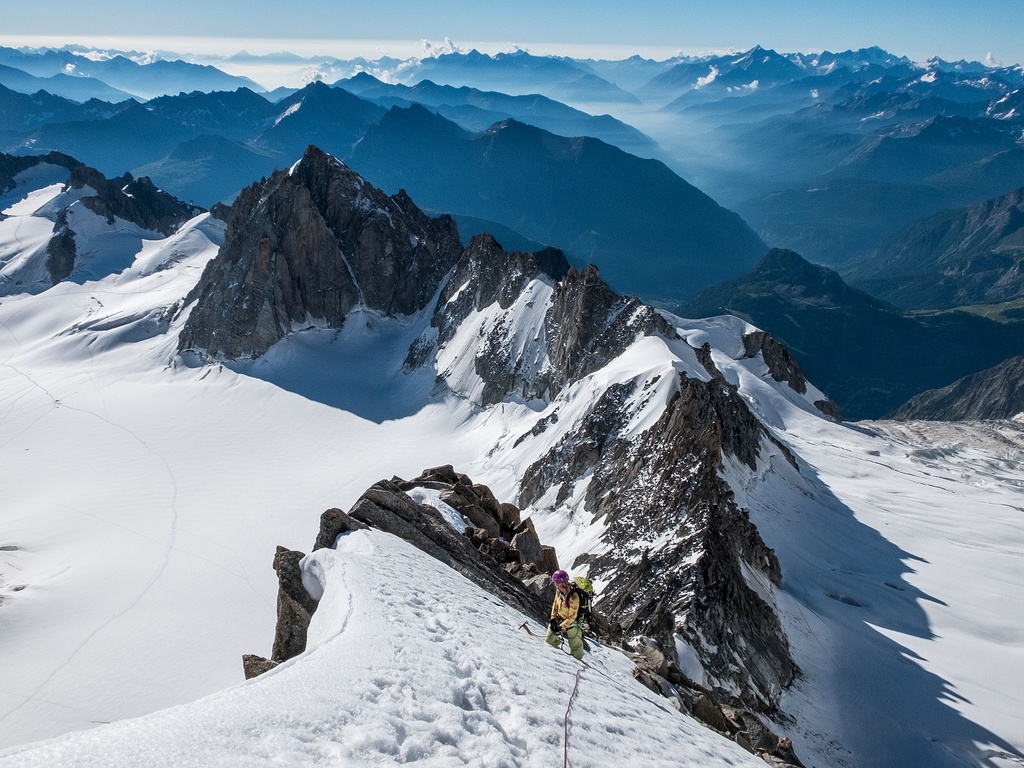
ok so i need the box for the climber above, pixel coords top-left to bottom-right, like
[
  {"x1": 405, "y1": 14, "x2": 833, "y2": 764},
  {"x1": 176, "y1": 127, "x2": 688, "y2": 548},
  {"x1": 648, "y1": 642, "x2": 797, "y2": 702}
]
[{"x1": 546, "y1": 569, "x2": 585, "y2": 660}]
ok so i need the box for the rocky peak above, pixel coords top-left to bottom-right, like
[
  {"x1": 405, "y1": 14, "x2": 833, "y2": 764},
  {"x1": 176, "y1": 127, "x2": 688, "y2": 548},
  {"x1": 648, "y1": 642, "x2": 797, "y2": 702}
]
[
  {"x1": 437, "y1": 233, "x2": 569, "y2": 324},
  {"x1": 178, "y1": 145, "x2": 463, "y2": 359},
  {"x1": 419, "y1": 254, "x2": 682, "y2": 407},
  {"x1": 418, "y1": 233, "x2": 572, "y2": 404}
]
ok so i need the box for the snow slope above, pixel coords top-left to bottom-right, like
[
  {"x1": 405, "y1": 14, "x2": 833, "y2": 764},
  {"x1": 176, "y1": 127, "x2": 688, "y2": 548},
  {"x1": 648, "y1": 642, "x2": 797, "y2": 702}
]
[
  {"x1": 0, "y1": 164, "x2": 166, "y2": 295},
  {"x1": 722, "y1": 359, "x2": 1024, "y2": 768},
  {"x1": 0, "y1": 211, "x2": 500, "y2": 750},
  {"x1": 0, "y1": 176, "x2": 1021, "y2": 766},
  {"x1": 0, "y1": 528, "x2": 766, "y2": 767}
]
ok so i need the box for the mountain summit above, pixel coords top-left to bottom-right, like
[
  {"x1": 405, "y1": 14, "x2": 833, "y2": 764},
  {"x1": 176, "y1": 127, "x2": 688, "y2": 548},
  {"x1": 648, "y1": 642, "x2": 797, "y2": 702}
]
[{"x1": 179, "y1": 146, "x2": 463, "y2": 359}]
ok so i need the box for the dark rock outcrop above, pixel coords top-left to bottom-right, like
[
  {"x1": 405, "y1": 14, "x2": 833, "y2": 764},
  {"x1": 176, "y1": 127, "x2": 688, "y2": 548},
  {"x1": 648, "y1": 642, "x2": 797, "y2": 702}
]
[
  {"x1": 313, "y1": 506, "x2": 370, "y2": 551},
  {"x1": 246, "y1": 469, "x2": 555, "y2": 678},
  {"x1": 242, "y1": 654, "x2": 279, "y2": 680},
  {"x1": 179, "y1": 145, "x2": 463, "y2": 359},
  {"x1": 521, "y1": 381, "x2": 638, "y2": 505},
  {"x1": 335, "y1": 471, "x2": 549, "y2": 622},
  {"x1": 742, "y1": 331, "x2": 842, "y2": 421},
  {"x1": 743, "y1": 331, "x2": 807, "y2": 394},
  {"x1": 45, "y1": 209, "x2": 77, "y2": 284},
  {"x1": 0, "y1": 151, "x2": 81, "y2": 195},
  {"x1": 270, "y1": 546, "x2": 319, "y2": 663}
]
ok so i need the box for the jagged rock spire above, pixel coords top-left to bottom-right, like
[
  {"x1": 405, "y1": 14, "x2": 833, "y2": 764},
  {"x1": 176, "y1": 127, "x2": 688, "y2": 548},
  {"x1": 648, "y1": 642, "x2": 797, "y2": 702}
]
[{"x1": 178, "y1": 145, "x2": 463, "y2": 359}]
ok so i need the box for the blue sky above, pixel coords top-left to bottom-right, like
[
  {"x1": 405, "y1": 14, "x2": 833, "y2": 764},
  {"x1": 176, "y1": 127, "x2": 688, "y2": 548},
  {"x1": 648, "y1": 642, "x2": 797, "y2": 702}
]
[{"x1": 4, "y1": 0, "x2": 1024, "y2": 66}]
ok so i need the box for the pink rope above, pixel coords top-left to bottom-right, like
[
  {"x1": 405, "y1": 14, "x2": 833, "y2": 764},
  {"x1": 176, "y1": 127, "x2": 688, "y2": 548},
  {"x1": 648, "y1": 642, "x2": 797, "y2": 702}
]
[{"x1": 563, "y1": 665, "x2": 585, "y2": 768}]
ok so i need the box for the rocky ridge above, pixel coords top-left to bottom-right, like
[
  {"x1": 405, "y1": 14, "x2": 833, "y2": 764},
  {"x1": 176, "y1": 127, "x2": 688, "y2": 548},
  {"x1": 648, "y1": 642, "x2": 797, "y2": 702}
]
[
  {"x1": 0, "y1": 151, "x2": 81, "y2": 196},
  {"x1": 246, "y1": 468, "x2": 804, "y2": 766},
  {"x1": 65, "y1": 164, "x2": 201, "y2": 238},
  {"x1": 47, "y1": 165, "x2": 201, "y2": 284}
]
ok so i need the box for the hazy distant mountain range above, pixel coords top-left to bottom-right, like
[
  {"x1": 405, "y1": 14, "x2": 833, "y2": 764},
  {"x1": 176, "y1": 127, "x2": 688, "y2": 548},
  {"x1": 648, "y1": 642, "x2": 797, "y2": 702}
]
[
  {"x1": 844, "y1": 186, "x2": 1024, "y2": 308},
  {"x1": 4, "y1": 41, "x2": 1018, "y2": 272},
  {"x1": 3, "y1": 42, "x2": 1024, "y2": 415},
  {"x1": 0, "y1": 46, "x2": 260, "y2": 99},
  {"x1": 0, "y1": 76, "x2": 767, "y2": 302}
]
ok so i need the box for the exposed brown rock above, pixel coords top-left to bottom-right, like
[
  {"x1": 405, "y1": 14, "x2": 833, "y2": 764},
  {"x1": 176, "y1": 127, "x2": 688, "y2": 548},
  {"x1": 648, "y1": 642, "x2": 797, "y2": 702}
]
[
  {"x1": 271, "y1": 546, "x2": 319, "y2": 663},
  {"x1": 179, "y1": 146, "x2": 462, "y2": 359},
  {"x1": 460, "y1": 503, "x2": 501, "y2": 539},
  {"x1": 242, "y1": 654, "x2": 279, "y2": 680},
  {"x1": 498, "y1": 502, "x2": 522, "y2": 532},
  {"x1": 510, "y1": 526, "x2": 544, "y2": 569},
  {"x1": 313, "y1": 507, "x2": 369, "y2": 551},
  {"x1": 743, "y1": 330, "x2": 841, "y2": 420},
  {"x1": 540, "y1": 545, "x2": 560, "y2": 574}
]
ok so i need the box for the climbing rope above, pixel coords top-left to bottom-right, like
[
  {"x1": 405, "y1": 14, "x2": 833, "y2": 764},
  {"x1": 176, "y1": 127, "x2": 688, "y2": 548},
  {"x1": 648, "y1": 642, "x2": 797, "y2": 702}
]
[
  {"x1": 517, "y1": 620, "x2": 588, "y2": 768},
  {"x1": 563, "y1": 664, "x2": 585, "y2": 768}
]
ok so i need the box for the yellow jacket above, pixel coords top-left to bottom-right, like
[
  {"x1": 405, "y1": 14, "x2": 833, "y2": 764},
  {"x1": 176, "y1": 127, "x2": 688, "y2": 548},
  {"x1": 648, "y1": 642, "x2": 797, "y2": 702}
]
[{"x1": 550, "y1": 588, "x2": 580, "y2": 630}]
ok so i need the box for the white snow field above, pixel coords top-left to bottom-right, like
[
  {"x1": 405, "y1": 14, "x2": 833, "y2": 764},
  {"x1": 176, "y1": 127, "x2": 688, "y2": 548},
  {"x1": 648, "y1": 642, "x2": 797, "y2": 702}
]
[
  {"x1": 748, "y1": 416, "x2": 1024, "y2": 768},
  {"x1": 0, "y1": 172, "x2": 1022, "y2": 766}
]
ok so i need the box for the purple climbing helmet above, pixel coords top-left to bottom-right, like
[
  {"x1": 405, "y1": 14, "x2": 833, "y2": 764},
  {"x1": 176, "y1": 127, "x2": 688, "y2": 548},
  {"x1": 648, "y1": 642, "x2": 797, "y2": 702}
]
[{"x1": 551, "y1": 569, "x2": 569, "y2": 584}]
